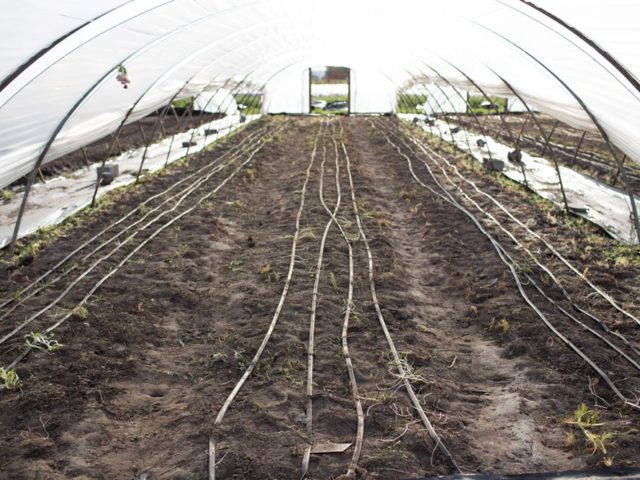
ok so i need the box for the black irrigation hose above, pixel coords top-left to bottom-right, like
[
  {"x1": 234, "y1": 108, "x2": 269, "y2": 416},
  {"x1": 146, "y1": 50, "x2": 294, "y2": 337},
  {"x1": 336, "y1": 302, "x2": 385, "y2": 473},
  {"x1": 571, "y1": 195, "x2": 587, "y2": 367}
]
[
  {"x1": 0, "y1": 125, "x2": 274, "y2": 345},
  {"x1": 400, "y1": 119, "x2": 640, "y2": 329},
  {"x1": 301, "y1": 119, "x2": 344, "y2": 478},
  {"x1": 0, "y1": 120, "x2": 269, "y2": 312},
  {"x1": 0, "y1": 121, "x2": 273, "y2": 316},
  {"x1": 397, "y1": 122, "x2": 640, "y2": 349},
  {"x1": 453, "y1": 117, "x2": 640, "y2": 190},
  {"x1": 326, "y1": 124, "x2": 364, "y2": 478},
  {"x1": 210, "y1": 120, "x2": 325, "y2": 480},
  {"x1": 378, "y1": 121, "x2": 640, "y2": 365},
  {"x1": 340, "y1": 121, "x2": 462, "y2": 472},
  {"x1": 369, "y1": 119, "x2": 638, "y2": 410},
  {"x1": 4, "y1": 122, "x2": 288, "y2": 371}
]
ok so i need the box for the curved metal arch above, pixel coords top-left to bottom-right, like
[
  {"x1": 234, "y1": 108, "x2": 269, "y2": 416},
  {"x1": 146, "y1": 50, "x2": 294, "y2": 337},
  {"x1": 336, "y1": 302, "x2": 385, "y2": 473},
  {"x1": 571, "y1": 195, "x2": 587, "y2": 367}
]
[
  {"x1": 423, "y1": 57, "x2": 538, "y2": 189},
  {"x1": 9, "y1": 14, "x2": 298, "y2": 250},
  {"x1": 9, "y1": 23, "x2": 324, "y2": 249},
  {"x1": 475, "y1": 21, "x2": 640, "y2": 242},
  {"x1": 411, "y1": 63, "x2": 496, "y2": 161},
  {"x1": 0, "y1": 0, "x2": 296, "y2": 110},
  {"x1": 0, "y1": 0, "x2": 175, "y2": 108},
  {"x1": 506, "y1": 0, "x2": 640, "y2": 98},
  {"x1": 0, "y1": 1, "x2": 137, "y2": 93}
]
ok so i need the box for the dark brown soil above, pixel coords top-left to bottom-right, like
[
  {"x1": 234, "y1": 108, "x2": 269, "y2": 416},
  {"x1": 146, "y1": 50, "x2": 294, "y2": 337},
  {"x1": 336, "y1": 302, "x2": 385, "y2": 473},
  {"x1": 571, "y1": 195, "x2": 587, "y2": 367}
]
[
  {"x1": 0, "y1": 116, "x2": 638, "y2": 480},
  {"x1": 12, "y1": 110, "x2": 224, "y2": 185}
]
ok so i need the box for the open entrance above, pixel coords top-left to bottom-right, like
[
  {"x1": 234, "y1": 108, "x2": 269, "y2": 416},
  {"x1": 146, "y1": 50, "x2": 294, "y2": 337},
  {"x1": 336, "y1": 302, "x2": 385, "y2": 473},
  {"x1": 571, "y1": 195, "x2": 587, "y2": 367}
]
[{"x1": 309, "y1": 66, "x2": 350, "y2": 114}]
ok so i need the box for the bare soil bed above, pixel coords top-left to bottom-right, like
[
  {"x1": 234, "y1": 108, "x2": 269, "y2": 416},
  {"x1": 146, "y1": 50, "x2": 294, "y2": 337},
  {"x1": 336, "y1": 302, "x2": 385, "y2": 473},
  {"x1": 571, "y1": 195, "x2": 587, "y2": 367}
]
[{"x1": 0, "y1": 116, "x2": 639, "y2": 479}]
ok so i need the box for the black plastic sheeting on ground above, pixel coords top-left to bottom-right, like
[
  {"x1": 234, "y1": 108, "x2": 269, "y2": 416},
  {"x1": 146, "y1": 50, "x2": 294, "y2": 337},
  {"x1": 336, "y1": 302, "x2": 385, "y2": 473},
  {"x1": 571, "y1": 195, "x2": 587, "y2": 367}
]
[{"x1": 410, "y1": 468, "x2": 640, "y2": 480}]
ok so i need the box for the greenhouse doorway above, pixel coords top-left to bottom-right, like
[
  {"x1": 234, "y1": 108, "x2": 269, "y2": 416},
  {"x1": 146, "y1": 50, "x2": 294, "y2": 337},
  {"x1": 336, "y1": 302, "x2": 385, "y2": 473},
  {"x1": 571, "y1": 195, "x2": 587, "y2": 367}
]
[{"x1": 309, "y1": 66, "x2": 350, "y2": 115}]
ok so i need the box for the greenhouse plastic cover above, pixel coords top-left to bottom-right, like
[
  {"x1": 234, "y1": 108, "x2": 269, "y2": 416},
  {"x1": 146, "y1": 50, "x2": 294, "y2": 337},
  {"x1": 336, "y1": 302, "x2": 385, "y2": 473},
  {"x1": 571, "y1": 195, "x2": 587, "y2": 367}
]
[{"x1": 0, "y1": 0, "x2": 639, "y2": 191}]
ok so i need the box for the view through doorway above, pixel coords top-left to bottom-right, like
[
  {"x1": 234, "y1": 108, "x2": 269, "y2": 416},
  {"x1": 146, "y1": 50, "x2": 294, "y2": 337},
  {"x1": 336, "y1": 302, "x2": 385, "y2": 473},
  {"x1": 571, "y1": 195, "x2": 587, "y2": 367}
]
[{"x1": 309, "y1": 66, "x2": 350, "y2": 114}]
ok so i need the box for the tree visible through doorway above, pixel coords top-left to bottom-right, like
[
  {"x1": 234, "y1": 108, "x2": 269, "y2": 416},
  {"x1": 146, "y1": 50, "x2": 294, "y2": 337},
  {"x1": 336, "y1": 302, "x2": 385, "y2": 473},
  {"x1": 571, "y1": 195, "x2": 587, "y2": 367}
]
[{"x1": 309, "y1": 66, "x2": 350, "y2": 114}]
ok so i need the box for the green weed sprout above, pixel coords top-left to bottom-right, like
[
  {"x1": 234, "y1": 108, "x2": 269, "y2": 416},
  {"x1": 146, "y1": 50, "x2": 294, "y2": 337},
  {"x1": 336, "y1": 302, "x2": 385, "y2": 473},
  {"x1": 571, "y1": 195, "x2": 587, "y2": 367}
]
[{"x1": 25, "y1": 331, "x2": 64, "y2": 352}]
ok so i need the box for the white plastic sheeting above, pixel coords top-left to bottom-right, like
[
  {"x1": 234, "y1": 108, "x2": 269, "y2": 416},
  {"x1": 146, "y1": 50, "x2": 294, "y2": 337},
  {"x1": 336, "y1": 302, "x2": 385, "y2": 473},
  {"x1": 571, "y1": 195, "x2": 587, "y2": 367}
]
[
  {"x1": 349, "y1": 68, "x2": 396, "y2": 114},
  {"x1": 407, "y1": 85, "x2": 469, "y2": 114},
  {"x1": 506, "y1": 97, "x2": 531, "y2": 113},
  {"x1": 0, "y1": 113, "x2": 257, "y2": 247},
  {"x1": 193, "y1": 87, "x2": 238, "y2": 115},
  {"x1": 403, "y1": 115, "x2": 639, "y2": 244},
  {"x1": 0, "y1": 0, "x2": 639, "y2": 192},
  {"x1": 264, "y1": 65, "x2": 395, "y2": 114}
]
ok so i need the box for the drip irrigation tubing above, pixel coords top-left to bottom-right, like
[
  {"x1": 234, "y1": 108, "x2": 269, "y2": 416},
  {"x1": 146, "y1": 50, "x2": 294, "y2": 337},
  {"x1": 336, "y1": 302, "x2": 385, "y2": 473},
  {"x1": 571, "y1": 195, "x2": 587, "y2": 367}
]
[
  {"x1": 209, "y1": 120, "x2": 325, "y2": 480},
  {"x1": 326, "y1": 127, "x2": 365, "y2": 478},
  {"x1": 0, "y1": 129, "x2": 276, "y2": 348},
  {"x1": 369, "y1": 119, "x2": 638, "y2": 410},
  {"x1": 375, "y1": 120, "x2": 640, "y2": 365},
  {"x1": 0, "y1": 121, "x2": 273, "y2": 314},
  {"x1": 397, "y1": 121, "x2": 640, "y2": 348},
  {"x1": 452, "y1": 116, "x2": 640, "y2": 186},
  {"x1": 405, "y1": 120, "x2": 640, "y2": 329},
  {"x1": 340, "y1": 120, "x2": 462, "y2": 472},
  {"x1": 301, "y1": 120, "x2": 344, "y2": 478},
  {"x1": 3, "y1": 122, "x2": 287, "y2": 371}
]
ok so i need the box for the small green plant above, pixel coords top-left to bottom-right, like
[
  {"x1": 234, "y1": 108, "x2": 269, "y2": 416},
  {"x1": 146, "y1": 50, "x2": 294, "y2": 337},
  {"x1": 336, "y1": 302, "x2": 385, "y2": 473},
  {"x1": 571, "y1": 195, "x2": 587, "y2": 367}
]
[
  {"x1": 0, "y1": 367, "x2": 21, "y2": 390},
  {"x1": 1, "y1": 189, "x2": 14, "y2": 202},
  {"x1": 516, "y1": 262, "x2": 534, "y2": 275},
  {"x1": 229, "y1": 258, "x2": 246, "y2": 271},
  {"x1": 260, "y1": 264, "x2": 279, "y2": 283},
  {"x1": 499, "y1": 318, "x2": 510, "y2": 333},
  {"x1": 25, "y1": 331, "x2": 64, "y2": 352},
  {"x1": 300, "y1": 227, "x2": 316, "y2": 240},
  {"x1": 603, "y1": 245, "x2": 640, "y2": 267},
  {"x1": 234, "y1": 350, "x2": 251, "y2": 372},
  {"x1": 488, "y1": 317, "x2": 510, "y2": 333},
  {"x1": 245, "y1": 166, "x2": 257, "y2": 181},
  {"x1": 565, "y1": 403, "x2": 616, "y2": 455},
  {"x1": 329, "y1": 272, "x2": 339, "y2": 293},
  {"x1": 174, "y1": 244, "x2": 189, "y2": 257},
  {"x1": 72, "y1": 305, "x2": 89, "y2": 320}
]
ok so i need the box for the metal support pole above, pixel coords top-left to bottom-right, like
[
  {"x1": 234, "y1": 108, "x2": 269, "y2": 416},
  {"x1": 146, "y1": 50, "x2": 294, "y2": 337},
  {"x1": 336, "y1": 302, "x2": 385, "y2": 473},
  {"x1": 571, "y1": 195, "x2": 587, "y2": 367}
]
[
  {"x1": 611, "y1": 155, "x2": 627, "y2": 188},
  {"x1": 90, "y1": 122, "x2": 127, "y2": 207},
  {"x1": 308, "y1": 67, "x2": 312, "y2": 114},
  {"x1": 492, "y1": 72, "x2": 569, "y2": 211},
  {"x1": 570, "y1": 131, "x2": 586, "y2": 167},
  {"x1": 432, "y1": 59, "x2": 528, "y2": 184},
  {"x1": 136, "y1": 120, "x2": 148, "y2": 146},
  {"x1": 482, "y1": 26, "x2": 640, "y2": 240},
  {"x1": 164, "y1": 104, "x2": 192, "y2": 168},
  {"x1": 347, "y1": 68, "x2": 351, "y2": 116},
  {"x1": 81, "y1": 147, "x2": 91, "y2": 169},
  {"x1": 417, "y1": 65, "x2": 494, "y2": 163},
  {"x1": 540, "y1": 119, "x2": 560, "y2": 157}
]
